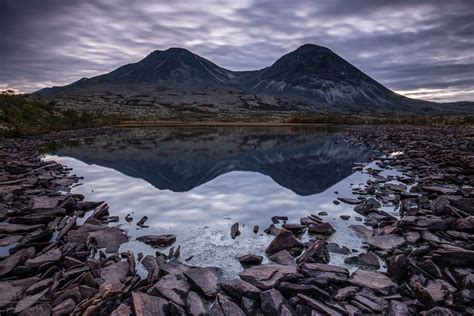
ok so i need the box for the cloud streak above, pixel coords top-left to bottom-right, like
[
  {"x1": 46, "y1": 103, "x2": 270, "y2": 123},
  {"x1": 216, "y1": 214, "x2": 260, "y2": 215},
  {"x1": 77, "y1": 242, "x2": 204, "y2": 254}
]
[{"x1": 1, "y1": 0, "x2": 473, "y2": 102}]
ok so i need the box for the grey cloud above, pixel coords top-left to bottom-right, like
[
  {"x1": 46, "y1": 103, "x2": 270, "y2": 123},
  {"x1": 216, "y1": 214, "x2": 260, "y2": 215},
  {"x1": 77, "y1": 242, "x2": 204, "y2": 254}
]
[{"x1": 0, "y1": 0, "x2": 473, "y2": 102}]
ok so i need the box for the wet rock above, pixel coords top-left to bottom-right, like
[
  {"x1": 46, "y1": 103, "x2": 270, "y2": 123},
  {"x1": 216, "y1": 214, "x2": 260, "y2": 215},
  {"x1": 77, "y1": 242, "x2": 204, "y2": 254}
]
[
  {"x1": 239, "y1": 264, "x2": 299, "y2": 290},
  {"x1": 0, "y1": 223, "x2": 44, "y2": 234},
  {"x1": 300, "y1": 263, "x2": 349, "y2": 284},
  {"x1": 68, "y1": 224, "x2": 128, "y2": 253},
  {"x1": 0, "y1": 247, "x2": 35, "y2": 276},
  {"x1": 327, "y1": 243, "x2": 351, "y2": 255},
  {"x1": 184, "y1": 267, "x2": 221, "y2": 297},
  {"x1": 230, "y1": 222, "x2": 240, "y2": 239},
  {"x1": 387, "y1": 254, "x2": 408, "y2": 283},
  {"x1": 350, "y1": 269, "x2": 397, "y2": 294},
  {"x1": 297, "y1": 293, "x2": 344, "y2": 316},
  {"x1": 344, "y1": 251, "x2": 380, "y2": 269},
  {"x1": 265, "y1": 228, "x2": 303, "y2": 256},
  {"x1": 14, "y1": 287, "x2": 49, "y2": 314},
  {"x1": 52, "y1": 298, "x2": 76, "y2": 315},
  {"x1": 253, "y1": 225, "x2": 259, "y2": 234},
  {"x1": 349, "y1": 224, "x2": 373, "y2": 239},
  {"x1": 334, "y1": 286, "x2": 359, "y2": 301},
  {"x1": 271, "y1": 216, "x2": 288, "y2": 224},
  {"x1": 136, "y1": 234, "x2": 176, "y2": 248},
  {"x1": 340, "y1": 215, "x2": 350, "y2": 220},
  {"x1": 186, "y1": 291, "x2": 207, "y2": 316},
  {"x1": 150, "y1": 273, "x2": 191, "y2": 306},
  {"x1": 101, "y1": 260, "x2": 129, "y2": 285},
  {"x1": 296, "y1": 240, "x2": 329, "y2": 264},
  {"x1": 239, "y1": 254, "x2": 263, "y2": 267},
  {"x1": 209, "y1": 294, "x2": 245, "y2": 316},
  {"x1": 0, "y1": 234, "x2": 22, "y2": 246},
  {"x1": 338, "y1": 197, "x2": 364, "y2": 205},
  {"x1": 221, "y1": 279, "x2": 262, "y2": 300},
  {"x1": 366, "y1": 234, "x2": 406, "y2": 251},
  {"x1": 260, "y1": 288, "x2": 286, "y2": 315},
  {"x1": 136, "y1": 216, "x2": 148, "y2": 227},
  {"x1": 308, "y1": 222, "x2": 335, "y2": 236},
  {"x1": 263, "y1": 223, "x2": 279, "y2": 235},
  {"x1": 268, "y1": 250, "x2": 296, "y2": 266},
  {"x1": 25, "y1": 248, "x2": 62, "y2": 268},
  {"x1": 281, "y1": 223, "x2": 306, "y2": 234},
  {"x1": 132, "y1": 291, "x2": 167, "y2": 316},
  {"x1": 318, "y1": 211, "x2": 328, "y2": 216}
]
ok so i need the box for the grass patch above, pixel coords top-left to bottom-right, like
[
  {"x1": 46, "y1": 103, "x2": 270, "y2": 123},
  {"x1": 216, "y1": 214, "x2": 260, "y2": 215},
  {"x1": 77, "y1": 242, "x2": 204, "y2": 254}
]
[{"x1": 0, "y1": 90, "x2": 122, "y2": 136}]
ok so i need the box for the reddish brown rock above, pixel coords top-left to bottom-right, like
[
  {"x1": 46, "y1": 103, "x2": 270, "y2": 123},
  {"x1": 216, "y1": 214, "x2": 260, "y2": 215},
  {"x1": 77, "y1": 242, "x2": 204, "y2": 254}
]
[{"x1": 265, "y1": 228, "x2": 303, "y2": 256}]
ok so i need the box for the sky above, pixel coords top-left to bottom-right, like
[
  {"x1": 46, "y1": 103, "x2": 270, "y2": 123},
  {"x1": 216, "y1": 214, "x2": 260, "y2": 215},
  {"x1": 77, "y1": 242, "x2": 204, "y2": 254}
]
[{"x1": 1, "y1": 0, "x2": 473, "y2": 102}]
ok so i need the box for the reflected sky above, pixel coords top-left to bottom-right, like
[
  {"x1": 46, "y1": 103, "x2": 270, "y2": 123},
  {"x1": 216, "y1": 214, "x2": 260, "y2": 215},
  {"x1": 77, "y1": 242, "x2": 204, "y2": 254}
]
[{"x1": 43, "y1": 127, "x2": 389, "y2": 276}]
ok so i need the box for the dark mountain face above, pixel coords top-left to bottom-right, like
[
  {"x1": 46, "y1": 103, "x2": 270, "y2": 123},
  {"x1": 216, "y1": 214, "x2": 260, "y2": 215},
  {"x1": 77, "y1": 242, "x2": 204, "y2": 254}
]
[
  {"x1": 240, "y1": 44, "x2": 409, "y2": 106},
  {"x1": 34, "y1": 44, "x2": 438, "y2": 111}
]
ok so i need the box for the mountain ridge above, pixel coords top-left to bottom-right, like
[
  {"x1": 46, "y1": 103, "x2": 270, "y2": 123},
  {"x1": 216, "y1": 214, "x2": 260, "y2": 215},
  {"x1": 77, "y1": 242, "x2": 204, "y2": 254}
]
[{"x1": 34, "y1": 44, "x2": 473, "y2": 115}]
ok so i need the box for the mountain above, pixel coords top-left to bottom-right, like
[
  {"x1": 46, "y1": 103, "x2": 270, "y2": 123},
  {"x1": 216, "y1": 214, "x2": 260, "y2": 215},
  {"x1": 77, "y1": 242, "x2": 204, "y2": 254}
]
[
  {"x1": 34, "y1": 44, "x2": 471, "y2": 114},
  {"x1": 240, "y1": 44, "x2": 411, "y2": 107}
]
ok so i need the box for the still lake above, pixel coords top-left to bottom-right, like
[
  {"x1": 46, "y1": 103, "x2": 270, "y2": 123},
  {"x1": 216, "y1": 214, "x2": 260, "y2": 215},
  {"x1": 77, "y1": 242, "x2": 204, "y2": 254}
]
[{"x1": 43, "y1": 126, "x2": 396, "y2": 277}]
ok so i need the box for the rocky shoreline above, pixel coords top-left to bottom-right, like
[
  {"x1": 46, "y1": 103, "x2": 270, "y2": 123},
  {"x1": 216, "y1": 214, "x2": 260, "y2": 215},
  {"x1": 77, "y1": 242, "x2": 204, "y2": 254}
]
[{"x1": 0, "y1": 125, "x2": 473, "y2": 315}]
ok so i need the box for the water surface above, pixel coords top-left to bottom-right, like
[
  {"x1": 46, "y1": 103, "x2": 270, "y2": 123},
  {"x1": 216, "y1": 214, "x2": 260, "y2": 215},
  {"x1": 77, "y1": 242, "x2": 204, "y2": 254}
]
[{"x1": 43, "y1": 126, "x2": 386, "y2": 276}]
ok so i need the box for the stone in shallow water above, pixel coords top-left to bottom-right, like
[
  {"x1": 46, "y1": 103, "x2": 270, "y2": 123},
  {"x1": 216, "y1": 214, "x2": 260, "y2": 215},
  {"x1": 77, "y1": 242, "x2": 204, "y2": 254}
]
[
  {"x1": 265, "y1": 228, "x2": 303, "y2": 256},
  {"x1": 308, "y1": 222, "x2": 335, "y2": 236},
  {"x1": 338, "y1": 197, "x2": 364, "y2": 205},
  {"x1": 365, "y1": 234, "x2": 406, "y2": 251},
  {"x1": 297, "y1": 240, "x2": 330, "y2": 264},
  {"x1": 239, "y1": 264, "x2": 299, "y2": 290},
  {"x1": 349, "y1": 269, "x2": 397, "y2": 294},
  {"x1": 184, "y1": 267, "x2": 221, "y2": 297},
  {"x1": 230, "y1": 222, "x2": 240, "y2": 239},
  {"x1": 349, "y1": 224, "x2": 373, "y2": 240},
  {"x1": 136, "y1": 234, "x2": 176, "y2": 248},
  {"x1": 239, "y1": 254, "x2": 263, "y2": 267}
]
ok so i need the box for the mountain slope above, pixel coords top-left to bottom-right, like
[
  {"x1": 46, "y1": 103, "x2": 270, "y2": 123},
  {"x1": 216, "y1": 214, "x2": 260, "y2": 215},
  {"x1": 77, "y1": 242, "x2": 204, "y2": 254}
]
[{"x1": 239, "y1": 44, "x2": 413, "y2": 107}]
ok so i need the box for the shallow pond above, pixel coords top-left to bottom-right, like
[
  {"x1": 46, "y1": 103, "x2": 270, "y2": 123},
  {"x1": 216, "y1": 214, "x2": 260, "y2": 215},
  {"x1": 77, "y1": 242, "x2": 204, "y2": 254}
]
[{"x1": 42, "y1": 126, "x2": 398, "y2": 277}]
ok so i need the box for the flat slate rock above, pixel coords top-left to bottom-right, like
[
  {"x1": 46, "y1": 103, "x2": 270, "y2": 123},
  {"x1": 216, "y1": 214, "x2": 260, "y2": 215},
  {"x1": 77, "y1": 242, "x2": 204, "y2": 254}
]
[
  {"x1": 221, "y1": 279, "x2": 262, "y2": 300},
  {"x1": 338, "y1": 197, "x2": 364, "y2": 205},
  {"x1": 184, "y1": 267, "x2": 221, "y2": 297},
  {"x1": 25, "y1": 248, "x2": 62, "y2": 268},
  {"x1": 136, "y1": 234, "x2": 176, "y2": 248},
  {"x1": 268, "y1": 250, "x2": 296, "y2": 266},
  {"x1": 349, "y1": 225, "x2": 373, "y2": 239},
  {"x1": 239, "y1": 264, "x2": 299, "y2": 290},
  {"x1": 365, "y1": 234, "x2": 406, "y2": 251},
  {"x1": 132, "y1": 291, "x2": 167, "y2": 316},
  {"x1": 349, "y1": 269, "x2": 397, "y2": 294},
  {"x1": 67, "y1": 224, "x2": 128, "y2": 253},
  {"x1": 186, "y1": 291, "x2": 207, "y2": 316},
  {"x1": 265, "y1": 228, "x2": 303, "y2": 256},
  {"x1": 100, "y1": 261, "x2": 130, "y2": 285},
  {"x1": 150, "y1": 273, "x2": 191, "y2": 306},
  {"x1": 0, "y1": 223, "x2": 44, "y2": 234},
  {"x1": 209, "y1": 294, "x2": 245, "y2": 316},
  {"x1": 0, "y1": 247, "x2": 35, "y2": 277}
]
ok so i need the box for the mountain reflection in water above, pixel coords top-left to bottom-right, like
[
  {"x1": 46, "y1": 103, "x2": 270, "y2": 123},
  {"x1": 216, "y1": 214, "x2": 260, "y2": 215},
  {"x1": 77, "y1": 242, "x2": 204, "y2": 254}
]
[{"x1": 49, "y1": 126, "x2": 372, "y2": 195}]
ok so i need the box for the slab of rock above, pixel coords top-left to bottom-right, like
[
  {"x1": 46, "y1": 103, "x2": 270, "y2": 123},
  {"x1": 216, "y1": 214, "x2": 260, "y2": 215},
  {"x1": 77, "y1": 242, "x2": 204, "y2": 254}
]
[
  {"x1": 349, "y1": 269, "x2": 397, "y2": 294},
  {"x1": 334, "y1": 286, "x2": 359, "y2": 301},
  {"x1": 0, "y1": 281, "x2": 24, "y2": 308},
  {"x1": 338, "y1": 197, "x2": 364, "y2": 205},
  {"x1": 239, "y1": 264, "x2": 299, "y2": 290},
  {"x1": 31, "y1": 195, "x2": 65, "y2": 209},
  {"x1": 136, "y1": 234, "x2": 176, "y2": 248},
  {"x1": 265, "y1": 228, "x2": 303, "y2": 256},
  {"x1": 345, "y1": 251, "x2": 380, "y2": 269},
  {"x1": 349, "y1": 225, "x2": 373, "y2": 240},
  {"x1": 260, "y1": 288, "x2": 285, "y2": 315},
  {"x1": 110, "y1": 303, "x2": 133, "y2": 316},
  {"x1": 221, "y1": 279, "x2": 262, "y2": 300},
  {"x1": 25, "y1": 248, "x2": 62, "y2": 268},
  {"x1": 184, "y1": 267, "x2": 221, "y2": 297},
  {"x1": 230, "y1": 222, "x2": 240, "y2": 239},
  {"x1": 100, "y1": 261, "x2": 129, "y2": 285},
  {"x1": 239, "y1": 254, "x2": 263, "y2": 267},
  {"x1": 0, "y1": 234, "x2": 22, "y2": 247},
  {"x1": 387, "y1": 254, "x2": 408, "y2": 282},
  {"x1": 281, "y1": 223, "x2": 306, "y2": 234},
  {"x1": 209, "y1": 294, "x2": 245, "y2": 316},
  {"x1": 297, "y1": 293, "x2": 344, "y2": 316},
  {"x1": 14, "y1": 287, "x2": 49, "y2": 314},
  {"x1": 0, "y1": 223, "x2": 44, "y2": 234},
  {"x1": 52, "y1": 298, "x2": 76, "y2": 315},
  {"x1": 67, "y1": 224, "x2": 128, "y2": 253},
  {"x1": 268, "y1": 250, "x2": 296, "y2": 266},
  {"x1": 327, "y1": 243, "x2": 351, "y2": 255},
  {"x1": 366, "y1": 234, "x2": 406, "y2": 251},
  {"x1": 150, "y1": 273, "x2": 191, "y2": 306},
  {"x1": 132, "y1": 291, "x2": 167, "y2": 316},
  {"x1": 308, "y1": 222, "x2": 335, "y2": 235},
  {"x1": 185, "y1": 291, "x2": 207, "y2": 315},
  {"x1": 0, "y1": 247, "x2": 35, "y2": 277},
  {"x1": 297, "y1": 240, "x2": 329, "y2": 264},
  {"x1": 300, "y1": 263, "x2": 349, "y2": 283}
]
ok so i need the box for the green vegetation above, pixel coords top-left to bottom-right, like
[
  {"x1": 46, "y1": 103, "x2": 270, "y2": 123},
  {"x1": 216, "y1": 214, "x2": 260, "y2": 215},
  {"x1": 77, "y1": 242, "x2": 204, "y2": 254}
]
[{"x1": 0, "y1": 90, "x2": 122, "y2": 136}]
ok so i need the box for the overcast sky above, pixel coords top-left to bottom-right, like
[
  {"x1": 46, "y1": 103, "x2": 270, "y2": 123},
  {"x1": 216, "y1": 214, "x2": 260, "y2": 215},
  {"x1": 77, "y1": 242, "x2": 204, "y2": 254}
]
[{"x1": 1, "y1": 0, "x2": 473, "y2": 102}]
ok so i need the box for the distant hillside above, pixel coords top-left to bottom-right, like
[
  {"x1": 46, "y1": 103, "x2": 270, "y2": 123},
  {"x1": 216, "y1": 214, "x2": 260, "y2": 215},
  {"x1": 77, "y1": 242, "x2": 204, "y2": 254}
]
[{"x1": 34, "y1": 44, "x2": 473, "y2": 116}]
